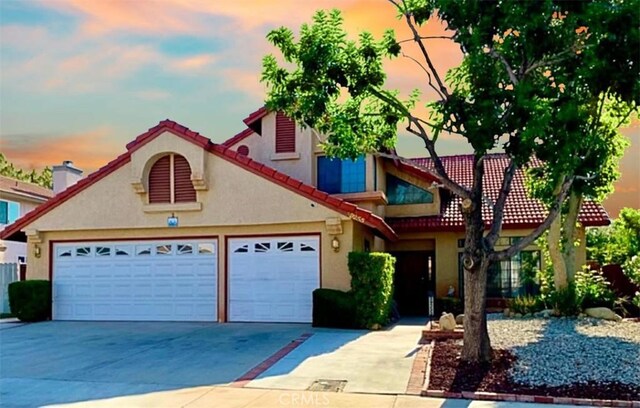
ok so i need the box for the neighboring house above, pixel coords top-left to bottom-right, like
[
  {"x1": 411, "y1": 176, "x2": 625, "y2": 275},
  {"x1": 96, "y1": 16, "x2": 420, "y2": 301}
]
[
  {"x1": 0, "y1": 108, "x2": 609, "y2": 323},
  {"x1": 0, "y1": 175, "x2": 54, "y2": 264}
]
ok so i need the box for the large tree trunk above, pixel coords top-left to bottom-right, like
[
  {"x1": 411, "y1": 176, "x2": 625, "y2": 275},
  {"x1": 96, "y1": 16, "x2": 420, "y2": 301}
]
[
  {"x1": 562, "y1": 191, "x2": 583, "y2": 282},
  {"x1": 460, "y1": 155, "x2": 491, "y2": 363},
  {"x1": 462, "y1": 257, "x2": 491, "y2": 363}
]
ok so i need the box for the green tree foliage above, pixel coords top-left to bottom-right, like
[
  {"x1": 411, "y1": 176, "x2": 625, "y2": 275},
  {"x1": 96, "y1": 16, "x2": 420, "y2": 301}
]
[
  {"x1": 0, "y1": 153, "x2": 53, "y2": 189},
  {"x1": 262, "y1": 1, "x2": 639, "y2": 362},
  {"x1": 588, "y1": 208, "x2": 640, "y2": 265}
]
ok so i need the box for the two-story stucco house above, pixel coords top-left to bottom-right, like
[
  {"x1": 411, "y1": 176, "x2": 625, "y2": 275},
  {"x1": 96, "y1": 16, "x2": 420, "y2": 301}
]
[
  {"x1": 0, "y1": 176, "x2": 54, "y2": 264},
  {"x1": 0, "y1": 108, "x2": 609, "y2": 323}
]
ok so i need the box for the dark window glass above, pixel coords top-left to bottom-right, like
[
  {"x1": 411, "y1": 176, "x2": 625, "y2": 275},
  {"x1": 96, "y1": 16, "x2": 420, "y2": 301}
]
[
  {"x1": 458, "y1": 250, "x2": 541, "y2": 299},
  {"x1": 317, "y1": 156, "x2": 365, "y2": 194},
  {"x1": 386, "y1": 174, "x2": 433, "y2": 205}
]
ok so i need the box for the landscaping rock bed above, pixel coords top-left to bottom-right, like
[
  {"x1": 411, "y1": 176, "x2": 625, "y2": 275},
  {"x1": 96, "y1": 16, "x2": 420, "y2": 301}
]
[{"x1": 426, "y1": 315, "x2": 640, "y2": 401}]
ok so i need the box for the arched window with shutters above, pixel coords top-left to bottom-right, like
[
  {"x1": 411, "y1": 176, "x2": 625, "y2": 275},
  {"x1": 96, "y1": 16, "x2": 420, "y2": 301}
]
[{"x1": 148, "y1": 154, "x2": 196, "y2": 204}]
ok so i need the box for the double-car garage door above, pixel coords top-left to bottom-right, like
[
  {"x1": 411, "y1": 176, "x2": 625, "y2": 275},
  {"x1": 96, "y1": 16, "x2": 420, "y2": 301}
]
[{"x1": 52, "y1": 235, "x2": 319, "y2": 323}]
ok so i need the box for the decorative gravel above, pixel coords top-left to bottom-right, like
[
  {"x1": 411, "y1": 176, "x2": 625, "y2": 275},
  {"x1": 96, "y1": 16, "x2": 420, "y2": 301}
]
[{"x1": 487, "y1": 314, "x2": 640, "y2": 388}]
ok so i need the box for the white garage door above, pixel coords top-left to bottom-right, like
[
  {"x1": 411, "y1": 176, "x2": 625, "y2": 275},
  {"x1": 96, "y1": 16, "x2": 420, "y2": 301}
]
[
  {"x1": 53, "y1": 239, "x2": 217, "y2": 321},
  {"x1": 228, "y1": 236, "x2": 320, "y2": 323}
]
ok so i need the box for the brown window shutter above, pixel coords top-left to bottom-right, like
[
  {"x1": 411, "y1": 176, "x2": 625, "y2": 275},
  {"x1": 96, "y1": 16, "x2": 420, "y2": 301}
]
[
  {"x1": 148, "y1": 156, "x2": 171, "y2": 203},
  {"x1": 275, "y1": 112, "x2": 296, "y2": 153},
  {"x1": 173, "y1": 155, "x2": 197, "y2": 202}
]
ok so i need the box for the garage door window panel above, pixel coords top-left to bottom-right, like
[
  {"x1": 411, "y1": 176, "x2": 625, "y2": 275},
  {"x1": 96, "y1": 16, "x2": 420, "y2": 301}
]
[{"x1": 76, "y1": 247, "x2": 91, "y2": 257}]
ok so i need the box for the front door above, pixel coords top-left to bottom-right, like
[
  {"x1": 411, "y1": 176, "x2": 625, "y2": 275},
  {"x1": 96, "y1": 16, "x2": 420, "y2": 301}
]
[{"x1": 392, "y1": 251, "x2": 435, "y2": 316}]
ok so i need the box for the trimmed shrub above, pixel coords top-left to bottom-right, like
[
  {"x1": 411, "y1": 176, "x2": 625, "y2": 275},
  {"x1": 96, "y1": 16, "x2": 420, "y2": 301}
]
[
  {"x1": 435, "y1": 297, "x2": 463, "y2": 316},
  {"x1": 509, "y1": 295, "x2": 544, "y2": 315},
  {"x1": 348, "y1": 252, "x2": 395, "y2": 328},
  {"x1": 312, "y1": 288, "x2": 357, "y2": 328},
  {"x1": 8, "y1": 280, "x2": 51, "y2": 322}
]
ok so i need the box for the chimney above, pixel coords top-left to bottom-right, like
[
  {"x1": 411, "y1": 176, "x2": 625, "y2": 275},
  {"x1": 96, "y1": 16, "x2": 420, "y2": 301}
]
[{"x1": 53, "y1": 161, "x2": 83, "y2": 194}]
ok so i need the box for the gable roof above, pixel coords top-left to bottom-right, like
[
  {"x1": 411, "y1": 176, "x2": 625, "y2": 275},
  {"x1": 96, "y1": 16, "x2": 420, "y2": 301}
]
[
  {"x1": 243, "y1": 106, "x2": 268, "y2": 126},
  {"x1": 222, "y1": 127, "x2": 254, "y2": 147},
  {"x1": 0, "y1": 120, "x2": 397, "y2": 242},
  {"x1": 386, "y1": 154, "x2": 610, "y2": 232},
  {"x1": 0, "y1": 175, "x2": 54, "y2": 202}
]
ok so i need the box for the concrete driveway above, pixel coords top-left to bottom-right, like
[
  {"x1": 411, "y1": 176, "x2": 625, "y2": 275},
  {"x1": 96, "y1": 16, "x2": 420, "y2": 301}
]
[
  {"x1": 0, "y1": 321, "x2": 310, "y2": 407},
  {"x1": 246, "y1": 318, "x2": 425, "y2": 394},
  {"x1": 0, "y1": 319, "x2": 425, "y2": 407}
]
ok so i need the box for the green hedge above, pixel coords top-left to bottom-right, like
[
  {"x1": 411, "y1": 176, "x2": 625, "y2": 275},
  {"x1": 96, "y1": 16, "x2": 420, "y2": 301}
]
[
  {"x1": 348, "y1": 252, "x2": 395, "y2": 328},
  {"x1": 312, "y1": 288, "x2": 358, "y2": 328},
  {"x1": 8, "y1": 280, "x2": 51, "y2": 322}
]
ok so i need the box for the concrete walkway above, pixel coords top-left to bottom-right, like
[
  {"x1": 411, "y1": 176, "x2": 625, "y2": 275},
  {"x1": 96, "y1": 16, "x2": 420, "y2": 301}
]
[
  {"x1": 247, "y1": 317, "x2": 427, "y2": 394},
  {"x1": 42, "y1": 386, "x2": 585, "y2": 408}
]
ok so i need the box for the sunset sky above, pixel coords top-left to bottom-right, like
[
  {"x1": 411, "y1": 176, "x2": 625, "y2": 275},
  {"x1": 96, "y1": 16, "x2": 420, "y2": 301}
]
[{"x1": 1, "y1": 0, "x2": 637, "y2": 216}]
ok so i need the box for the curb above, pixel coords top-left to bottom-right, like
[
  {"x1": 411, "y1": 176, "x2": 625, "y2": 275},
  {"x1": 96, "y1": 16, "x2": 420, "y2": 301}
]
[
  {"x1": 422, "y1": 389, "x2": 640, "y2": 407},
  {"x1": 405, "y1": 342, "x2": 433, "y2": 395}
]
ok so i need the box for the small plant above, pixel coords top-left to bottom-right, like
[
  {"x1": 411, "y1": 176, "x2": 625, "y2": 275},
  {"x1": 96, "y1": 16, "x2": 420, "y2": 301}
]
[
  {"x1": 435, "y1": 297, "x2": 463, "y2": 316},
  {"x1": 548, "y1": 284, "x2": 581, "y2": 316},
  {"x1": 623, "y1": 255, "x2": 640, "y2": 285},
  {"x1": 509, "y1": 295, "x2": 544, "y2": 315},
  {"x1": 575, "y1": 267, "x2": 615, "y2": 309}
]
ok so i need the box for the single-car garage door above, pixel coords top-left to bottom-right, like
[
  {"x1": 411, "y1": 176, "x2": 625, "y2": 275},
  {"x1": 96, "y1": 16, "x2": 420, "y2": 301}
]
[
  {"x1": 228, "y1": 236, "x2": 320, "y2": 323},
  {"x1": 52, "y1": 239, "x2": 217, "y2": 321}
]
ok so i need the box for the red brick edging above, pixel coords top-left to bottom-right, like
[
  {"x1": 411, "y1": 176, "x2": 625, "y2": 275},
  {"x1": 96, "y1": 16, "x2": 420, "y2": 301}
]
[
  {"x1": 231, "y1": 333, "x2": 313, "y2": 387},
  {"x1": 422, "y1": 389, "x2": 640, "y2": 407},
  {"x1": 406, "y1": 342, "x2": 433, "y2": 395}
]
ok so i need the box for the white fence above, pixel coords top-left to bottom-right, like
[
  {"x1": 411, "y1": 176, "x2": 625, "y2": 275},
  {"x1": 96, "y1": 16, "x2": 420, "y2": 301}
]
[{"x1": 0, "y1": 263, "x2": 19, "y2": 314}]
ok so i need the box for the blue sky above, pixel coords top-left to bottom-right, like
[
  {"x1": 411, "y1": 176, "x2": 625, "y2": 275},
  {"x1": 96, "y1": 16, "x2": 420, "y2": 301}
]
[{"x1": 0, "y1": 0, "x2": 637, "y2": 215}]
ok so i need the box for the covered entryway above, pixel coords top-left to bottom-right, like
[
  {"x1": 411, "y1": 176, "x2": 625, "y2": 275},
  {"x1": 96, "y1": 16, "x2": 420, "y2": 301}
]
[
  {"x1": 228, "y1": 235, "x2": 320, "y2": 323},
  {"x1": 52, "y1": 239, "x2": 218, "y2": 321},
  {"x1": 392, "y1": 251, "x2": 435, "y2": 316}
]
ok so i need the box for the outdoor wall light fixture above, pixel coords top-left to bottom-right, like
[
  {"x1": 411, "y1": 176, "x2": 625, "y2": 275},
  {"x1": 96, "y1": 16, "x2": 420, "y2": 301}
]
[
  {"x1": 33, "y1": 244, "x2": 41, "y2": 258},
  {"x1": 331, "y1": 237, "x2": 340, "y2": 252},
  {"x1": 167, "y1": 213, "x2": 179, "y2": 228},
  {"x1": 0, "y1": 243, "x2": 7, "y2": 253}
]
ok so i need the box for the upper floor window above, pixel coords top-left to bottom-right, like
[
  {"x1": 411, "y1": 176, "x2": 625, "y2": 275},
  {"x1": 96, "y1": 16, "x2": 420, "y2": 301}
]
[
  {"x1": 386, "y1": 174, "x2": 433, "y2": 205},
  {"x1": 275, "y1": 112, "x2": 296, "y2": 153},
  {"x1": 317, "y1": 156, "x2": 366, "y2": 194},
  {"x1": 148, "y1": 154, "x2": 196, "y2": 204},
  {"x1": 0, "y1": 200, "x2": 20, "y2": 225}
]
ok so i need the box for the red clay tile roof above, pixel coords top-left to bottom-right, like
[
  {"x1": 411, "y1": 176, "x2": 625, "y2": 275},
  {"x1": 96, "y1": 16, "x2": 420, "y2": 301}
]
[
  {"x1": 222, "y1": 128, "x2": 255, "y2": 147},
  {"x1": 386, "y1": 154, "x2": 610, "y2": 233},
  {"x1": 0, "y1": 175, "x2": 54, "y2": 201},
  {"x1": 243, "y1": 106, "x2": 268, "y2": 126},
  {"x1": 0, "y1": 120, "x2": 397, "y2": 242}
]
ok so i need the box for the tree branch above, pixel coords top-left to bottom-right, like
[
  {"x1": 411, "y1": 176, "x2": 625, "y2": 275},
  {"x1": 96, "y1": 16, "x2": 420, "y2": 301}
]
[
  {"x1": 401, "y1": 52, "x2": 446, "y2": 100},
  {"x1": 490, "y1": 176, "x2": 574, "y2": 261},
  {"x1": 399, "y1": 7, "x2": 450, "y2": 98},
  {"x1": 488, "y1": 48, "x2": 519, "y2": 85},
  {"x1": 485, "y1": 158, "x2": 517, "y2": 247},
  {"x1": 397, "y1": 35, "x2": 454, "y2": 44}
]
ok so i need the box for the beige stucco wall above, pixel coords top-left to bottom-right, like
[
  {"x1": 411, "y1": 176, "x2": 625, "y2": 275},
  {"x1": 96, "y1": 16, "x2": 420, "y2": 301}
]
[
  {"x1": 18, "y1": 131, "x2": 371, "y2": 321},
  {"x1": 228, "y1": 113, "x2": 316, "y2": 185}
]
